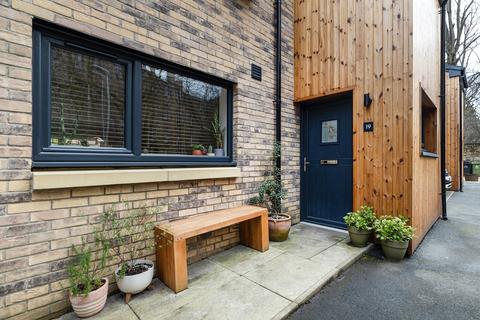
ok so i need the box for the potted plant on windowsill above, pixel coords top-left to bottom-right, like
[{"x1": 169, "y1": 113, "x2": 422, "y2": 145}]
[
  {"x1": 101, "y1": 204, "x2": 157, "y2": 304},
  {"x1": 343, "y1": 206, "x2": 376, "y2": 247},
  {"x1": 209, "y1": 111, "x2": 225, "y2": 157},
  {"x1": 374, "y1": 216, "x2": 414, "y2": 261},
  {"x1": 192, "y1": 144, "x2": 205, "y2": 156},
  {"x1": 249, "y1": 143, "x2": 290, "y2": 241},
  {"x1": 67, "y1": 237, "x2": 110, "y2": 318}
]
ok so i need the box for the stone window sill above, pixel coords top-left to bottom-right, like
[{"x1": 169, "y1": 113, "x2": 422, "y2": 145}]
[{"x1": 32, "y1": 167, "x2": 241, "y2": 190}]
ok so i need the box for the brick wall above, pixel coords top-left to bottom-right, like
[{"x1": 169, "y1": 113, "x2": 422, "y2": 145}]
[{"x1": 0, "y1": 0, "x2": 298, "y2": 319}]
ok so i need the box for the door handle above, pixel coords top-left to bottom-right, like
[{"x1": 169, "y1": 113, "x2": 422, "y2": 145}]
[
  {"x1": 303, "y1": 157, "x2": 310, "y2": 172},
  {"x1": 320, "y1": 160, "x2": 338, "y2": 165}
]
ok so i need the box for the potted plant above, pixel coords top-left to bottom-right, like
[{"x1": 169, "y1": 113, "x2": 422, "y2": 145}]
[
  {"x1": 250, "y1": 143, "x2": 290, "y2": 241},
  {"x1": 192, "y1": 144, "x2": 205, "y2": 156},
  {"x1": 374, "y1": 216, "x2": 414, "y2": 261},
  {"x1": 209, "y1": 111, "x2": 225, "y2": 157},
  {"x1": 101, "y1": 205, "x2": 156, "y2": 303},
  {"x1": 206, "y1": 145, "x2": 215, "y2": 157},
  {"x1": 343, "y1": 206, "x2": 376, "y2": 247},
  {"x1": 67, "y1": 237, "x2": 110, "y2": 318}
]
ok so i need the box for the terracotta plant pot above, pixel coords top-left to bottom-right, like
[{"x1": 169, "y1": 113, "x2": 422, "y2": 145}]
[
  {"x1": 115, "y1": 259, "x2": 154, "y2": 295},
  {"x1": 381, "y1": 239, "x2": 409, "y2": 261},
  {"x1": 69, "y1": 278, "x2": 108, "y2": 318},
  {"x1": 348, "y1": 226, "x2": 371, "y2": 247},
  {"x1": 268, "y1": 214, "x2": 291, "y2": 242},
  {"x1": 192, "y1": 150, "x2": 204, "y2": 155}
]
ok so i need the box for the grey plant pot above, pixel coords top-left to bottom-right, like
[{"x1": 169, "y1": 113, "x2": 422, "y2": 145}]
[
  {"x1": 381, "y1": 239, "x2": 409, "y2": 261},
  {"x1": 214, "y1": 149, "x2": 224, "y2": 157},
  {"x1": 348, "y1": 226, "x2": 371, "y2": 247}
]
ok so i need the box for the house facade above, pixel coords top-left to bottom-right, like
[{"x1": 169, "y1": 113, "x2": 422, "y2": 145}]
[
  {"x1": 0, "y1": 1, "x2": 297, "y2": 319},
  {"x1": 0, "y1": 0, "x2": 446, "y2": 319}
]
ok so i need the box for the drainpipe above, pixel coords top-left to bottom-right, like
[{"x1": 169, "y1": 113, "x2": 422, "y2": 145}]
[
  {"x1": 459, "y1": 71, "x2": 464, "y2": 192},
  {"x1": 440, "y1": 0, "x2": 448, "y2": 220},
  {"x1": 274, "y1": 0, "x2": 282, "y2": 173}
]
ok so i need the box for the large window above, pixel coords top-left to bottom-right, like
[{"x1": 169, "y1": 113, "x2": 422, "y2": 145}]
[{"x1": 33, "y1": 21, "x2": 233, "y2": 167}]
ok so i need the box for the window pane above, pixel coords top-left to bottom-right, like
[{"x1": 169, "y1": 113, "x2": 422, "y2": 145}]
[
  {"x1": 141, "y1": 64, "x2": 227, "y2": 156},
  {"x1": 50, "y1": 46, "x2": 126, "y2": 148},
  {"x1": 321, "y1": 120, "x2": 338, "y2": 143}
]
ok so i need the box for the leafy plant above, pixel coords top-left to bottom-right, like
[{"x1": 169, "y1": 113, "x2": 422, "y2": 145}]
[
  {"x1": 343, "y1": 206, "x2": 376, "y2": 231},
  {"x1": 374, "y1": 216, "x2": 414, "y2": 242},
  {"x1": 249, "y1": 143, "x2": 286, "y2": 218},
  {"x1": 192, "y1": 144, "x2": 206, "y2": 151},
  {"x1": 67, "y1": 235, "x2": 110, "y2": 297},
  {"x1": 101, "y1": 204, "x2": 157, "y2": 279},
  {"x1": 207, "y1": 145, "x2": 213, "y2": 154},
  {"x1": 208, "y1": 111, "x2": 225, "y2": 149}
]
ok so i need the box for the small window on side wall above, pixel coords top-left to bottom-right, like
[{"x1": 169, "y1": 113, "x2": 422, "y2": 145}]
[{"x1": 420, "y1": 88, "x2": 438, "y2": 157}]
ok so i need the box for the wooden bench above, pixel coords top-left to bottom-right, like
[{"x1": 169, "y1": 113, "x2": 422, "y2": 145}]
[{"x1": 155, "y1": 205, "x2": 269, "y2": 293}]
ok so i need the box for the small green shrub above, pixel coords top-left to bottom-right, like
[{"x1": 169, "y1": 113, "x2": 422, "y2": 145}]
[
  {"x1": 101, "y1": 204, "x2": 157, "y2": 279},
  {"x1": 192, "y1": 144, "x2": 205, "y2": 151},
  {"x1": 249, "y1": 143, "x2": 286, "y2": 218},
  {"x1": 67, "y1": 236, "x2": 110, "y2": 297},
  {"x1": 374, "y1": 216, "x2": 414, "y2": 242},
  {"x1": 343, "y1": 206, "x2": 376, "y2": 231}
]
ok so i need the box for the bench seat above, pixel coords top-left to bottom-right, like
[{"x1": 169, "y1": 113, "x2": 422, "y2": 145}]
[{"x1": 155, "y1": 205, "x2": 269, "y2": 293}]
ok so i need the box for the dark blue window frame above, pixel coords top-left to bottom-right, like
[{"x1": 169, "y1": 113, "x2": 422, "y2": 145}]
[{"x1": 32, "y1": 20, "x2": 235, "y2": 168}]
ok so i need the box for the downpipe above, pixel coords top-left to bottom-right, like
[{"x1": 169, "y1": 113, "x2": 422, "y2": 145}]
[
  {"x1": 274, "y1": 0, "x2": 282, "y2": 174},
  {"x1": 440, "y1": 0, "x2": 448, "y2": 220}
]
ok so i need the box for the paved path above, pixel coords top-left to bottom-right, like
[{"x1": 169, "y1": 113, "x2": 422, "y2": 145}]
[
  {"x1": 61, "y1": 224, "x2": 369, "y2": 320},
  {"x1": 289, "y1": 182, "x2": 480, "y2": 320}
]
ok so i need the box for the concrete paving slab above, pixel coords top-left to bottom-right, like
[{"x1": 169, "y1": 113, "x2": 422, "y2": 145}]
[
  {"x1": 150, "y1": 276, "x2": 291, "y2": 320},
  {"x1": 128, "y1": 260, "x2": 240, "y2": 319},
  {"x1": 270, "y1": 233, "x2": 338, "y2": 259},
  {"x1": 288, "y1": 223, "x2": 347, "y2": 242},
  {"x1": 209, "y1": 245, "x2": 283, "y2": 275},
  {"x1": 59, "y1": 294, "x2": 138, "y2": 320},
  {"x1": 243, "y1": 252, "x2": 335, "y2": 301}
]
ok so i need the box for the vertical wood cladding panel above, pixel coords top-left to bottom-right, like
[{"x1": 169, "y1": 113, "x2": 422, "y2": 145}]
[
  {"x1": 445, "y1": 74, "x2": 462, "y2": 191},
  {"x1": 294, "y1": 0, "x2": 441, "y2": 252}
]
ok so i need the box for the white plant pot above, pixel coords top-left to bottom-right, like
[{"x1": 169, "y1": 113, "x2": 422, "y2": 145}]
[{"x1": 115, "y1": 259, "x2": 154, "y2": 294}]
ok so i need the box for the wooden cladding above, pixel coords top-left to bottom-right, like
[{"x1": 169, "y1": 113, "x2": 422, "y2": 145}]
[
  {"x1": 294, "y1": 0, "x2": 442, "y2": 252},
  {"x1": 446, "y1": 73, "x2": 463, "y2": 191}
]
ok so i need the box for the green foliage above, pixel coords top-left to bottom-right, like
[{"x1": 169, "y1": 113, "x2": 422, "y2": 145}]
[
  {"x1": 58, "y1": 102, "x2": 80, "y2": 145},
  {"x1": 67, "y1": 235, "x2": 109, "y2": 297},
  {"x1": 249, "y1": 143, "x2": 286, "y2": 217},
  {"x1": 191, "y1": 144, "x2": 206, "y2": 151},
  {"x1": 208, "y1": 111, "x2": 225, "y2": 149},
  {"x1": 207, "y1": 145, "x2": 213, "y2": 153},
  {"x1": 374, "y1": 215, "x2": 415, "y2": 242},
  {"x1": 101, "y1": 204, "x2": 157, "y2": 279},
  {"x1": 343, "y1": 206, "x2": 376, "y2": 231}
]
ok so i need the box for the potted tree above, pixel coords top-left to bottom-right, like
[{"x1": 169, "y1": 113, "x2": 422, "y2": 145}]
[
  {"x1": 67, "y1": 237, "x2": 110, "y2": 318},
  {"x1": 374, "y1": 216, "x2": 414, "y2": 261},
  {"x1": 250, "y1": 143, "x2": 290, "y2": 241},
  {"x1": 209, "y1": 111, "x2": 225, "y2": 157},
  {"x1": 101, "y1": 205, "x2": 156, "y2": 303},
  {"x1": 191, "y1": 144, "x2": 205, "y2": 155},
  {"x1": 343, "y1": 206, "x2": 376, "y2": 247}
]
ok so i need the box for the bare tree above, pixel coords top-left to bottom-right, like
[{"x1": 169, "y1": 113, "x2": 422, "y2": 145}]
[
  {"x1": 446, "y1": 0, "x2": 480, "y2": 66},
  {"x1": 445, "y1": 0, "x2": 480, "y2": 147}
]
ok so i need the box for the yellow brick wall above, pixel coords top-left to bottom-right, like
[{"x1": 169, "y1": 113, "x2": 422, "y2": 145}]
[{"x1": 0, "y1": 1, "x2": 298, "y2": 319}]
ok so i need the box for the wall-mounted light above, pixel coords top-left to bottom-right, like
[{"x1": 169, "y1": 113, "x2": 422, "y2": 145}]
[{"x1": 364, "y1": 93, "x2": 373, "y2": 107}]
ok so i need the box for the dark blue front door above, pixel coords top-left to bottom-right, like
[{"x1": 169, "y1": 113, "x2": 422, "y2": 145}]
[{"x1": 301, "y1": 95, "x2": 353, "y2": 229}]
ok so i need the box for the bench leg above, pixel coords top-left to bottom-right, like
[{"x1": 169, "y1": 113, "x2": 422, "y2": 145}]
[
  {"x1": 239, "y1": 214, "x2": 269, "y2": 252},
  {"x1": 156, "y1": 235, "x2": 188, "y2": 293}
]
